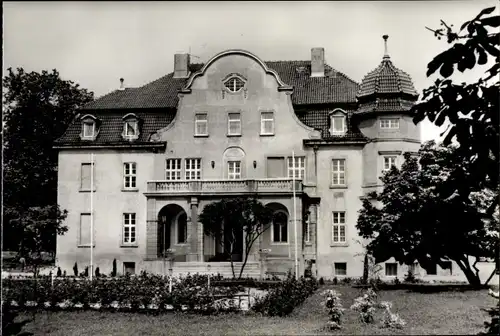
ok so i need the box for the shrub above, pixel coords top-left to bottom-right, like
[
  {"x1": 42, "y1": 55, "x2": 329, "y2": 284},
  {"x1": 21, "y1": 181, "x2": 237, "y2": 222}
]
[
  {"x1": 319, "y1": 277, "x2": 325, "y2": 285},
  {"x1": 403, "y1": 268, "x2": 417, "y2": 283},
  {"x1": 379, "y1": 301, "x2": 406, "y2": 329},
  {"x1": 323, "y1": 289, "x2": 345, "y2": 330},
  {"x1": 73, "y1": 262, "x2": 78, "y2": 277},
  {"x1": 252, "y1": 274, "x2": 318, "y2": 316},
  {"x1": 333, "y1": 277, "x2": 338, "y2": 285},
  {"x1": 95, "y1": 267, "x2": 100, "y2": 277},
  {"x1": 111, "y1": 259, "x2": 117, "y2": 277},
  {"x1": 2, "y1": 302, "x2": 33, "y2": 336},
  {"x1": 350, "y1": 288, "x2": 377, "y2": 323},
  {"x1": 84, "y1": 267, "x2": 89, "y2": 277},
  {"x1": 56, "y1": 267, "x2": 62, "y2": 277}
]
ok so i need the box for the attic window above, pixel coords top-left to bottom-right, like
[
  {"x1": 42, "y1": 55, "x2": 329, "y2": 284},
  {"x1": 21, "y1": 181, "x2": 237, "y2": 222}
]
[
  {"x1": 329, "y1": 110, "x2": 347, "y2": 136},
  {"x1": 80, "y1": 114, "x2": 99, "y2": 141},
  {"x1": 296, "y1": 66, "x2": 307, "y2": 74},
  {"x1": 224, "y1": 76, "x2": 245, "y2": 93},
  {"x1": 122, "y1": 113, "x2": 140, "y2": 140},
  {"x1": 83, "y1": 121, "x2": 95, "y2": 138},
  {"x1": 125, "y1": 120, "x2": 138, "y2": 137}
]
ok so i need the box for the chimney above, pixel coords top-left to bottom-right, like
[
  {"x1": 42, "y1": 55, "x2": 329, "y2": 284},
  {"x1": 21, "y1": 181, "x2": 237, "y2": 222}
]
[
  {"x1": 118, "y1": 78, "x2": 125, "y2": 91},
  {"x1": 173, "y1": 53, "x2": 190, "y2": 79},
  {"x1": 310, "y1": 47, "x2": 325, "y2": 77}
]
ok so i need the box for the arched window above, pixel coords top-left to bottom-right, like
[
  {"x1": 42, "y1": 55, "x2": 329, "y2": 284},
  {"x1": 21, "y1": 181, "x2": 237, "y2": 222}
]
[
  {"x1": 224, "y1": 77, "x2": 245, "y2": 92},
  {"x1": 80, "y1": 114, "x2": 99, "y2": 140},
  {"x1": 272, "y1": 211, "x2": 288, "y2": 243},
  {"x1": 329, "y1": 109, "x2": 347, "y2": 136},
  {"x1": 122, "y1": 113, "x2": 140, "y2": 140}
]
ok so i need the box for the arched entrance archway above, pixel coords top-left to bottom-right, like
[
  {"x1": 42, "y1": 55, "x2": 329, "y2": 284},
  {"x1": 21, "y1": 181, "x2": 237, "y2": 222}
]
[
  {"x1": 265, "y1": 202, "x2": 289, "y2": 244},
  {"x1": 157, "y1": 204, "x2": 187, "y2": 258}
]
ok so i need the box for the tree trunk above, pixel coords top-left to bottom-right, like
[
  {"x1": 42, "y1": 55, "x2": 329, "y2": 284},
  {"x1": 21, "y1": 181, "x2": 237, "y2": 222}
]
[
  {"x1": 363, "y1": 253, "x2": 369, "y2": 284},
  {"x1": 454, "y1": 257, "x2": 482, "y2": 286}
]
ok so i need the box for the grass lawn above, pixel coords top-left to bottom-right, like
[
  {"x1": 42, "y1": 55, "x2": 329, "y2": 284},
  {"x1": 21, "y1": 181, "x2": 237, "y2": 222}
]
[{"x1": 17, "y1": 285, "x2": 495, "y2": 335}]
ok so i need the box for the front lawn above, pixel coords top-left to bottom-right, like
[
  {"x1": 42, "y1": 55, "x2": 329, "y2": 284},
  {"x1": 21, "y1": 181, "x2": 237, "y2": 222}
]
[{"x1": 16, "y1": 286, "x2": 495, "y2": 335}]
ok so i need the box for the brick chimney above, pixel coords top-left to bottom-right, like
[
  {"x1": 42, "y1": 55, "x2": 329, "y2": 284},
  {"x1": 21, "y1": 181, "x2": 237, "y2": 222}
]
[
  {"x1": 173, "y1": 53, "x2": 190, "y2": 79},
  {"x1": 310, "y1": 47, "x2": 325, "y2": 77}
]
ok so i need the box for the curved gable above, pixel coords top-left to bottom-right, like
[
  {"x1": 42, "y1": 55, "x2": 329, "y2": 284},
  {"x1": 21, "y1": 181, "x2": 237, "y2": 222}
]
[{"x1": 181, "y1": 49, "x2": 293, "y2": 93}]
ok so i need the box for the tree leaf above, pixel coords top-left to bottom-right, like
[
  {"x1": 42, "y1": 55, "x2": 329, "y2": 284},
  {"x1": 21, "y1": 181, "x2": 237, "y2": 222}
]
[
  {"x1": 475, "y1": 6, "x2": 496, "y2": 20},
  {"x1": 480, "y1": 16, "x2": 500, "y2": 27},
  {"x1": 477, "y1": 47, "x2": 488, "y2": 65},
  {"x1": 439, "y1": 61, "x2": 454, "y2": 78}
]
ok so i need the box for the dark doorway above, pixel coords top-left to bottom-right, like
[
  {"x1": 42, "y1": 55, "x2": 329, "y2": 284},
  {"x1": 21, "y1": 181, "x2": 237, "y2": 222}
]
[{"x1": 157, "y1": 204, "x2": 186, "y2": 258}]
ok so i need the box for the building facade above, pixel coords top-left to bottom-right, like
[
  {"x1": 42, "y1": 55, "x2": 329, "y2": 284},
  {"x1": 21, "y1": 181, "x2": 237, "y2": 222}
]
[{"x1": 57, "y1": 37, "x2": 480, "y2": 280}]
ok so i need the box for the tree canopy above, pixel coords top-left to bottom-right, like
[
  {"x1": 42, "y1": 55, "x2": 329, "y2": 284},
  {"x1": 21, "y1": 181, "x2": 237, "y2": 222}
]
[
  {"x1": 412, "y1": 6, "x2": 499, "y2": 207},
  {"x1": 199, "y1": 197, "x2": 274, "y2": 278},
  {"x1": 356, "y1": 141, "x2": 499, "y2": 285},
  {"x1": 2, "y1": 68, "x2": 94, "y2": 251}
]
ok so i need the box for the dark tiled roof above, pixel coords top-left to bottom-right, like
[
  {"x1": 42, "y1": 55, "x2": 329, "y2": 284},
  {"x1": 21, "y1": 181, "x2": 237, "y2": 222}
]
[
  {"x1": 357, "y1": 56, "x2": 418, "y2": 99},
  {"x1": 356, "y1": 98, "x2": 416, "y2": 114},
  {"x1": 55, "y1": 110, "x2": 175, "y2": 146},
  {"x1": 81, "y1": 61, "x2": 358, "y2": 110},
  {"x1": 297, "y1": 109, "x2": 367, "y2": 140}
]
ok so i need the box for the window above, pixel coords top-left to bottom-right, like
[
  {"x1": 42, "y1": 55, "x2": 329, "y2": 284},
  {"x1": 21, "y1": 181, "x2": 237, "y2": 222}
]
[
  {"x1": 261, "y1": 112, "x2": 275, "y2": 135},
  {"x1": 123, "y1": 162, "x2": 137, "y2": 189},
  {"x1": 426, "y1": 264, "x2": 437, "y2": 275},
  {"x1": 304, "y1": 217, "x2": 310, "y2": 243},
  {"x1": 83, "y1": 121, "x2": 95, "y2": 138},
  {"x1": 267, "y1": 157, "x2": 286, "y2": 178},
  {"x1": 330, "y1": 115, "x2": 346, "y2": 135},
  {"x1": 287, "y1": 156, "x2": 305, "y2": 179},
  {"x1": 380, "y1": 118, "x2": 400, "y2": 129},
  {"x1": 332, "y1": 212, "x2": 346, "y2": 243},
  {"x1": 79, "y1": 213, "x2": 93, "y2": 246},
  {"x1": 123, "y1": 262, "x2": 136, "y2": 275},
  {"x1": 332, "y1": 159, "x2": 346, "y2": 186},
  {"x1": 383, "y1": 156, "x2": 397, "y2": 171},
  {"x1": 177, "y1": 213, "x2": 187, "y2": 244},
  {"x1": 224, "y1": 76, "x2": 245, "y2": 92},
  {"x1": 185, "y1": 158, "x2": 201, "y2": 180},
  {"x1": 124, "y1": 120, "x2": 138, "y2": 137},
  {"x1": 80, "y1": 163, "x2": 95, "y2": 190},
  {"x1": 228, "y1": 161, "x2": 241, "y2": 180},
  {"x1": 195, "y1": 113, "x2": 208, "y2": 136},
  {"x1": 165, "y1": 159, "x2": 182, "y2": 180},
  {"x1": 334, "y1": 262, "x2": 347, "y2": 276},
  {"x1": 228, "y1": 113, "x2": 241, "y2": 135},
  {"x1": 123, "y1": 213, "x2": 136, "y2": 245},
  {"x1": 272, "y1": 211, "x2": 288, "y2": 243},
  {"x1": 385, "y1": 263, "x2": 398, "y2": 276},
  {"x1": 441, "y1": 261, "x2": 453, "y2": 275}
]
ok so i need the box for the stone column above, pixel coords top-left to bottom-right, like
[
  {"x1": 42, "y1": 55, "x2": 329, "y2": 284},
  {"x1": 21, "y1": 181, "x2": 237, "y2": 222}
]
[
  {"x1": 188, "y1": 197, "x2": 199, "y2": 262},
  {"x1": 146, "y1": 198, "x2": 157, "y2": 260}
]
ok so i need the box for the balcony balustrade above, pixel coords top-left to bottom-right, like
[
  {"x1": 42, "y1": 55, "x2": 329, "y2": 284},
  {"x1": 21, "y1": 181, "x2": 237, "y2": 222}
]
[{"x1": 146, "y1": 178, "x2": 302, "y2": 196}]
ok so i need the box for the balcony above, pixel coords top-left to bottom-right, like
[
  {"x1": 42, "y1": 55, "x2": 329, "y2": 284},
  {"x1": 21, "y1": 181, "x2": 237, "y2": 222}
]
[{"x1": 145, "y1": 178, "x2": 303, "y2": 196}]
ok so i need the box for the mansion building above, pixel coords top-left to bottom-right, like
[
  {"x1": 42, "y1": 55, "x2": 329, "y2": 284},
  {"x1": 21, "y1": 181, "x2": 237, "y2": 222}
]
[{"x1": 56, "y1": 36, "x2": 437, "y2": 279}]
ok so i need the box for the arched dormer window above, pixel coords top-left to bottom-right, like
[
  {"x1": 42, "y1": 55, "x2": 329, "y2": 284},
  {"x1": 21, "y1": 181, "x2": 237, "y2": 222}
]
[
  {"x1": 122, "y1": 113, "x2": 140, "y2": 140},
  {"x1": 223, "y1": 73, "x2": 246, "y2": 93},
  {"x1": 329, "y1": 109, "x2": 347, "y2": 136},
  {"x1": 80, "y1": 114, "x2": 99, "y2": 141}
]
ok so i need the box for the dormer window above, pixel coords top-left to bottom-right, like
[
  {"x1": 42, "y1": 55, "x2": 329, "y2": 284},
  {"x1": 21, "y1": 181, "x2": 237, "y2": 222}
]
[
  {"x1": 329, "y1": 110, "x2": 347, "y2": 136},
  {"x1": 83, "y1": 121, "x2": 95, "y2": 138},
  {"x1": 80, "y1": 114, "x2": 99, "y2": 141},
  {"x1": 223, "y1": 74, "x2": 246, "y2": 93},
  {"x1": 125, "y1": 120, "x2": 138, "y2": 137},
  {"x1": 122, "y1": 113, "x2": 140, "y2": 140}
]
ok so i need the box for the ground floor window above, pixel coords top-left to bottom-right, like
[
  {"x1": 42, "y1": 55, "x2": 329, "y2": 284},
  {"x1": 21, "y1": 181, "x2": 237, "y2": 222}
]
[
  {"x1": 272, "y1": 211, "x2": 288, "y2": 243},
  {"x1": 123, "y1": 262, "x2": 135, "y2": 275},
  {"x1": 385, "y1": 262, "x2": 398, "y2": 276},
  {"x1": 334, "y1": 262, "x2": 347, "y2": 276}
]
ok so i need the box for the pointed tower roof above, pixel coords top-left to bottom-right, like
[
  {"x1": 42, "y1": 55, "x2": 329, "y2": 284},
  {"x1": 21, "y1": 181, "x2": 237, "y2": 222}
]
[{"x1": 356, "y1": 35, "x2": 419, "y2": 115}]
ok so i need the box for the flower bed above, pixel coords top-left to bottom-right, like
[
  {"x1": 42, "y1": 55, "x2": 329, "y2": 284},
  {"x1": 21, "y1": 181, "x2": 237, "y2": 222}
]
[
  {"x1": 2, "y1": 273, "x2": 254, "y2": 314},
  {"x1": 252, "y1": 274, "x2": 318, "y2": 316}
]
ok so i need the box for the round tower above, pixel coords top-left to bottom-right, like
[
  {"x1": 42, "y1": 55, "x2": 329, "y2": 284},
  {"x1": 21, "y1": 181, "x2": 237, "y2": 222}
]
[{"x1": 355, "y1": 35, "x2": 421, "y2": 194}]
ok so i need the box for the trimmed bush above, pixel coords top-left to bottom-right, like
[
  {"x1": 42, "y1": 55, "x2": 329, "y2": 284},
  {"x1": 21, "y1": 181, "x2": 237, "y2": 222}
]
[
  {"x1": 323, "y1": 289, "x2": 345, "y2": 330},
  {"x1": 252, "y1": 273, "x2": 318, "y2": 316}
]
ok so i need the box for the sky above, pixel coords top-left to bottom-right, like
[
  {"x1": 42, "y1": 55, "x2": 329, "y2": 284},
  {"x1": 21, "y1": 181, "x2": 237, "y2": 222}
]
[{"x1": 3, "y1": 1, "x2": 498, "y2": 142}]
